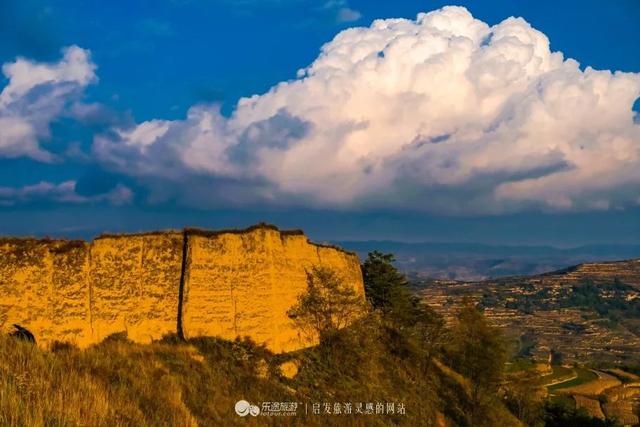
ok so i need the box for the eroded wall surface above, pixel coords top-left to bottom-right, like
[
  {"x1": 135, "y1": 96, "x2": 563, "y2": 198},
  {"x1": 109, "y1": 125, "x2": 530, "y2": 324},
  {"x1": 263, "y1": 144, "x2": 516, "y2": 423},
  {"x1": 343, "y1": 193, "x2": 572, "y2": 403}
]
[
  {"x1": 0, "y1": 225, "x2": 364, "y2": 352},
  {"x1": 181, "y1": 228, "x2": 364, "y2": 352},
  {"x1": 90, "y1": 233, "x2": 183, "y2": 344},
  {"x1": 0, "y1": 239, "x2": 91, "y2": 347}
]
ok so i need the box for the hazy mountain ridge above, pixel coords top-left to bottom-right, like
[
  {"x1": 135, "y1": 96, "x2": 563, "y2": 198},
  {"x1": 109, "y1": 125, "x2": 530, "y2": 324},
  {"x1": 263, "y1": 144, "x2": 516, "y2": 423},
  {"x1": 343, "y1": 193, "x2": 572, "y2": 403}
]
[{"x1": 337, "y1": 240, "x2": 640, "y2": 280}]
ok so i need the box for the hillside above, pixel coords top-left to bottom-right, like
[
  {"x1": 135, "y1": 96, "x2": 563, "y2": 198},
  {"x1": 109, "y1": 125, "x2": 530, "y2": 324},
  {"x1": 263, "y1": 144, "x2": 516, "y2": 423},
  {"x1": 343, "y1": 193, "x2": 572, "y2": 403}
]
[
  {"x1": 0, "y1": 317, "x2": 523, "y2": 426},
  {"x1": 1, "y1": 238, "x2": 631, "y2": 426},
  {"x1": 418, "y1": 258, "x2": 640, "y2": 364}
]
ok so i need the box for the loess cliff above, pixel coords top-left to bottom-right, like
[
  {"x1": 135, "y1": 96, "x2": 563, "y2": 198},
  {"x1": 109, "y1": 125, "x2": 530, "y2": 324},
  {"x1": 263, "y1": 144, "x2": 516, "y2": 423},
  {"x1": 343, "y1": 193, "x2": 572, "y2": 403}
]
[{"x1": 0, "y1": 224, "x2": 364, "y2": 352}]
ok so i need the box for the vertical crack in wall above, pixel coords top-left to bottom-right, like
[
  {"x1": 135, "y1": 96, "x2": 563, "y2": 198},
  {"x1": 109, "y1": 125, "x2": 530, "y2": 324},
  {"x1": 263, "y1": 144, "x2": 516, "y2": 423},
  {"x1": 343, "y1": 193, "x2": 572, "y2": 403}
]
[
  {"x1": 129, "y1": 237, "x2": 144, "y2": 334},
  {"x1": 232, "y1": 293, "x2": 238, "y2": 337},
  {"x1": 45, "y1": 247, "x2": 54, "y2": 342},
  {"x1": 88, "y1": 245, "x2": 94, "y2": 337},
  {"x1": 268, "y1": 232, "x2": 278, "y2": 349},
  {"x1": 177, "y1": 229, "x2": 189, "y2": 340}
]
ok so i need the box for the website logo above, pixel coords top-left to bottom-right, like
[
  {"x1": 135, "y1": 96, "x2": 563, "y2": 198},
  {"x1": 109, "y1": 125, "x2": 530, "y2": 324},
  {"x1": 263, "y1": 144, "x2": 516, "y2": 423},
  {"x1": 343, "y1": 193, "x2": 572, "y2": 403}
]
[{"x1": 235, "y1": 400, "x2": 260, "y2": 417}]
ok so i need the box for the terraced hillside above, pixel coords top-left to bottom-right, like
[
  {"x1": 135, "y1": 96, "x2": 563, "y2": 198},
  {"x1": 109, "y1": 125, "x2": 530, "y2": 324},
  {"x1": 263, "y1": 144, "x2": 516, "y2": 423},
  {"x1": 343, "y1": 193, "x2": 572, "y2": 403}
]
[
  {"x1": 554, "y1": 259, "x2": 640, "y2": 288},
  {"x1": 541, "y1": 367, "x2": 640, "y2": 426},
  {"x1": 418, "y1": 259, "x2": 640, "y2": 364}
]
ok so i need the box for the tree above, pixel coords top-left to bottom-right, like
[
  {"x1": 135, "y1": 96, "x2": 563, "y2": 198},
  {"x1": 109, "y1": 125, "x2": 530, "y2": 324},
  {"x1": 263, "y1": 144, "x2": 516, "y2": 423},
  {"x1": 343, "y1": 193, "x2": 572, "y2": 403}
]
[
  {"x1": 544, "y1": 399, "x2": 622, "y2": 427},
  {"x1": 287, "y1": 266, "x2": 365, "y2": 343},
  {"x1": 446, "y1": 300, "x2": 508, "y2": 426},
  {"x1": 362, "y1": 251, "x2": 419, "y2": 326},
  {"x1": 503, "y1": 368, "x2": 545, "y2": 426}
]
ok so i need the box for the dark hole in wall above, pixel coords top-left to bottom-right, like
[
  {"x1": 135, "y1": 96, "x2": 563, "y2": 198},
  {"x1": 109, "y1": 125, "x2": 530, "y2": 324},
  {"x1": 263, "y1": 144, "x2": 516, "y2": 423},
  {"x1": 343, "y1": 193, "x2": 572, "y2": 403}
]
[{"x1": 9, "y1": 324, "x2": 36, "y2": 344}]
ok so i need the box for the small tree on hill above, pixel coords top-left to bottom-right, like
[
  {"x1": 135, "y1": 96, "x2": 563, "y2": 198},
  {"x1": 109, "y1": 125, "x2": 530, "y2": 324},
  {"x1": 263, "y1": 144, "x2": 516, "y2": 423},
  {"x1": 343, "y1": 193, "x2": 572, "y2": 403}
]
[
  {"x1": 503, "y1": 368, "x2": 545, "y2": 426},
  {"x1": 362, "y1": 251, "x2": 446, "y2": 379},
  {"x1": 362, "y1": 251, "x2": 407, "y2": 308},
  {"x1": 362, "y1": 251, "x2": 422, "y2": 326},
  {"x1": 287, "y1": 266, "x2": 366, "y2": 343},
  {"x1": 446, "y1": 300, "x2": 508, "y2": 426}
]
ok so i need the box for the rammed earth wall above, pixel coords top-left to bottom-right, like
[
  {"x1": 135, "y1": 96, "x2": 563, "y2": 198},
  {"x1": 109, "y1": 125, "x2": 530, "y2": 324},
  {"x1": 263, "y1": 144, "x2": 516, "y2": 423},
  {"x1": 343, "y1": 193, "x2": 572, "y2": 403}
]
[{"x1": 0, "y1": 225, "x2": 364, "y2": 352}]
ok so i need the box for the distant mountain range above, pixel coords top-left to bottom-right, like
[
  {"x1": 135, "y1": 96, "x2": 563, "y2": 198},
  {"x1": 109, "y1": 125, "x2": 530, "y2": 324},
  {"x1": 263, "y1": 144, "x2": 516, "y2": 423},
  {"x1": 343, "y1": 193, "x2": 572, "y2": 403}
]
[{"x1": 334, "y1": 240, "x2": 640, "y2": 281}]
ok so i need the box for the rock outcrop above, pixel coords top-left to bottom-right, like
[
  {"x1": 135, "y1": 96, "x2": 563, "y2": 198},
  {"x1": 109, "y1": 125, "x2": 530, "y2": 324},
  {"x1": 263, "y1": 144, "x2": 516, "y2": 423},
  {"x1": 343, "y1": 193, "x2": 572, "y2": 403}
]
[{"x1": 0, "y1": 224, "x2": 364, "y2": 352}]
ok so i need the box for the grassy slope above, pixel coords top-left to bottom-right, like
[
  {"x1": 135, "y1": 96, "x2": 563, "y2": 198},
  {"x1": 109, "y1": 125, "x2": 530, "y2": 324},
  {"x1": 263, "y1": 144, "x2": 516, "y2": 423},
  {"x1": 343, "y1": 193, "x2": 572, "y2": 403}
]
[
  {"x1": 0, "y1": 335, "x2": 288, "y2": 426},
  {"x1": 0, "y1": 320, "x2": 498, "y2": 427},
  {"x1": 540, "y1": 365, "x2": 575, "y2": 386},
  {"x1": 548, "y1": 368, "x2": 598, "y2": 392}
]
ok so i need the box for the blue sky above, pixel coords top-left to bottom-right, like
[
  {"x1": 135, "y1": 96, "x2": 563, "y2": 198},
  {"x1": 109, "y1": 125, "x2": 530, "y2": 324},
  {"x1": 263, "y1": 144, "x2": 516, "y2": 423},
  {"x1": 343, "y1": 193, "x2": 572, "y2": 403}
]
[
  {"x1": 3, "y1": 1, "x2": 638, "y2": 121},
  {"x1": 0, "y1": 0, "x2": 639, "y2": 245}
]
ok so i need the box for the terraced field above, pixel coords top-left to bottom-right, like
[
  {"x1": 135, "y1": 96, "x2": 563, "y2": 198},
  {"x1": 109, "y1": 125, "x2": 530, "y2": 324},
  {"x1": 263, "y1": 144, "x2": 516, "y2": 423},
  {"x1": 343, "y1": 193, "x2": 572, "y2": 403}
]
[
  {"x1": 573, "y1": 395, "x2": 605, "y2": 419},
  {"x1": 418, "y1": 258, "x2": 640, "y2": 365},
  {"x1": 605, "y1": 368, "x2": 640, "y2": 383},
  {"x1": 539, "y1": 365, "x2": 576, "y2": 387},
  {"x1": 555, "y1": 369, "x2": 620, "y2": 396},
  {"x1": 547, "y1": 368, "x2": 599, "y2": 392},
  {"x1": 605, "y1": 400, "x2": 639, "y2": 426},
  {"x1": 545, "y1": 366, "x2": 640, "y2": 425}
]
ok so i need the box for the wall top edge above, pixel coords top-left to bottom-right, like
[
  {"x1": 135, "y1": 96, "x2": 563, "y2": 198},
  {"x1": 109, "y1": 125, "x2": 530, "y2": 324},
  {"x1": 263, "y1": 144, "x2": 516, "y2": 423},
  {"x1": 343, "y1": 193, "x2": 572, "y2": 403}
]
[{"x1": 0, "y1": 223, "x2": 359, "y2": 257}]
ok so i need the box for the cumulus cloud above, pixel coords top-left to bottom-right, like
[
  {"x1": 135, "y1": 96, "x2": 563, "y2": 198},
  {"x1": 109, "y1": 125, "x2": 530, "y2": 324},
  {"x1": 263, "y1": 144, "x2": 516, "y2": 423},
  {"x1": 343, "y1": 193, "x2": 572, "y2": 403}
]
[
  {"x1": 94, "y1": 6, "x2": 640, "y2": 213},
  {"x1": 0, "y1": 181, "x2": 133, "y2": 207},
  {"x1": 0, "y1": 46, "x2": 96, "y2": 161}
]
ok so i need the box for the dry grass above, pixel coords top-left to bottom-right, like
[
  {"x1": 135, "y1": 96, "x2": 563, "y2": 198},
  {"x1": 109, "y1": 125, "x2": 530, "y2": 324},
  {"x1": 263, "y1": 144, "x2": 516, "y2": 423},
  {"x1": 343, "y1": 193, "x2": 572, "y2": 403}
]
[
  {"x1": 0, "y1": 320, "x2": 450, "y2": 427},
  {"x1": 0, "y1": 337, "x2": 196, "y2": 426},
  {"x1": 0, "y1": 335, "x2": 286, "y2": 426}
]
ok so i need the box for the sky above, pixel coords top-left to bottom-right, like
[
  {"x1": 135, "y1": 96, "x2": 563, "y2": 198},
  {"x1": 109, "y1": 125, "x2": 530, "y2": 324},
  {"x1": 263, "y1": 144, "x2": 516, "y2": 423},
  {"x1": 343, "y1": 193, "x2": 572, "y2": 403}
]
[{"x1": 0, "y1": 0, "x2": 639, "y2": 246}]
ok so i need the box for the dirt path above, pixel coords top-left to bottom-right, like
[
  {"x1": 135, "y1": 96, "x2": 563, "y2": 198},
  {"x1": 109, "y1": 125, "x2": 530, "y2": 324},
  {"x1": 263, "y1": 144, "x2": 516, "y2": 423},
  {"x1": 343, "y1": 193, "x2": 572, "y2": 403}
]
[{"x1": 543, "y1": 369, "x2": 578, "y2": 388}]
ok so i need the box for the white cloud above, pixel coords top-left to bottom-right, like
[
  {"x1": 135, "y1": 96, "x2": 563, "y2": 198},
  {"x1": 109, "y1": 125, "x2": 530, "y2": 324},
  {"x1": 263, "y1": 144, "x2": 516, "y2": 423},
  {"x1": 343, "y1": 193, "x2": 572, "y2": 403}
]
[
  {"x1": 94, "y1": 6, "x2": 640, "y2": 213},
  {"x1": 336, "y1": 7, "x2": 362, "y2": 23},
  {"x1": 0, "y1": 181, "x2": 132, "y2": 206},
  {"x1": 324, "y1": 0, "x2": 362, "y2": 23},
  {"x1": 0, "y1": 46, "x2": 96, "y2": 162}
]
